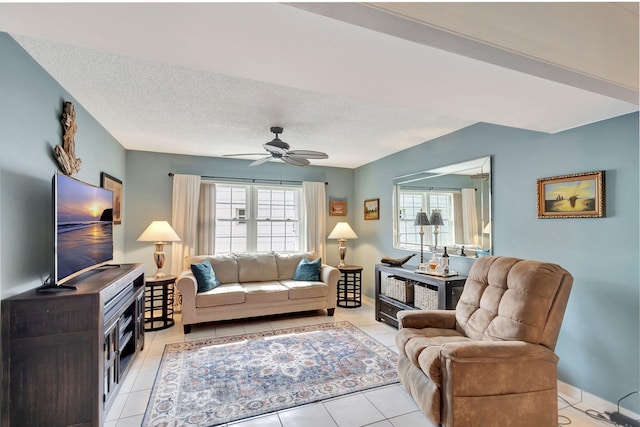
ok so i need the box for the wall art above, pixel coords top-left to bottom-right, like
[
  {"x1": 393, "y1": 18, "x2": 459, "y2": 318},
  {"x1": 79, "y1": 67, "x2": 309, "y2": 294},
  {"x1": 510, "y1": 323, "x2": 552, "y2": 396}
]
[
  {"x1": 537, "y1": 170, "x2": 605, "y2": 218},
  {"x1": 329, "y1": 200, "x2": 347, "y2": 216},
  {"x1": 364, "y1": 198, "x2": 380, "y2": 220},
  {"x1": 101, "y1": 172, "x2": 123, "y2": 224}
]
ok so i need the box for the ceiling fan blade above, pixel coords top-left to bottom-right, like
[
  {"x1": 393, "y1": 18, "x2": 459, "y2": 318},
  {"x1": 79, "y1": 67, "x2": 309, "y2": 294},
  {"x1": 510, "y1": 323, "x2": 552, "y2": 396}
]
[
  {"x1": 223, "y1": 153, "x2": 266, "y2": 157},
  {"x1": 282, "y1": 155, "x2": 310, "y2": 167},
  {"x1": 287, "y1": 150, "x2": 329, "y2": 159},
  {"x1": 249, "y1": 156, "x2": 273, "y2": 167}
]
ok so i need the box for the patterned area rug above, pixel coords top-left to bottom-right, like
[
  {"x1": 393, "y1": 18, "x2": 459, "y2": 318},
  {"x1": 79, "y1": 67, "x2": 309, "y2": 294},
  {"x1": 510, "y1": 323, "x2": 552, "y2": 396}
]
[{"x1": 142, "y1": 321, "x2": 398, "y2": 426}]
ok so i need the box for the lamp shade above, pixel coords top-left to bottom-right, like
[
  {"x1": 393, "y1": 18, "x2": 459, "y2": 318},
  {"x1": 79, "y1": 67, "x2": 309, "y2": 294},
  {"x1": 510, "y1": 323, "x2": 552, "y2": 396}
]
[
  {"x1": 429, "y1": 210, "x2": 444, "y2": 226},
  {"x1": 328, "y1": 222, "x2": 358, "y2": 240},
  {"x1": 414, "y1": 211, "x2": 430, "y2": 226},
  {"x1": 137, "y1": 221, "x2": 181, "y2": 242}
]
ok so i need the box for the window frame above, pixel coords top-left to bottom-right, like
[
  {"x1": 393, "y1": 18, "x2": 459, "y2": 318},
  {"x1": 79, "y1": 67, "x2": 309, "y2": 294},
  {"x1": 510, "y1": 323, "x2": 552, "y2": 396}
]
[
  {"x1": 395, "y1": 189, "x2": 456, "y2": 251},
  {"x1": 213, "y1": 182, "x2": 302, "y2": 254}
]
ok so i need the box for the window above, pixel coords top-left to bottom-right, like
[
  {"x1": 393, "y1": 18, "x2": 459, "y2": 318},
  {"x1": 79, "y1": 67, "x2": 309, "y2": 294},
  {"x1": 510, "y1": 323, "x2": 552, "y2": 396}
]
[
  {"x1": 396, "y1": 191, "x2": 455, "y2": 249},
  {"x1": 397, "y1": 192, "x2": 423, "y2": 248},
  {"x1": 214, "y1": 184, "x2": 301, "y2": 254}
]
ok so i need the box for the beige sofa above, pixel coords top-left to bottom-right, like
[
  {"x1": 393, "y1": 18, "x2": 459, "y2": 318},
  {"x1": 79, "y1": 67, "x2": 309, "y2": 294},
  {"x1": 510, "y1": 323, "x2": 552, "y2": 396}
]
[{"x1": 176, "y1": 252, "x2": 340, "y2": 333}]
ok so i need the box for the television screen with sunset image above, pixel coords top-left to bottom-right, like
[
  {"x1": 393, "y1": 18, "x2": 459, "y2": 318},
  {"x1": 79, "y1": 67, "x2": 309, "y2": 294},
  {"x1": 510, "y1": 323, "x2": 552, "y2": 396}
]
[{"x1": 55, "y1": 173, "x2": 114, "y2": 284}]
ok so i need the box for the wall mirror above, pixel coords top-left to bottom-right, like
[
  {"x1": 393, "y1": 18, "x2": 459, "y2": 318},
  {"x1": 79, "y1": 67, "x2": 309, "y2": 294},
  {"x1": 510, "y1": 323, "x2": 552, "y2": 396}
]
[{"x1": 393, "y1": 156, "x2": 491, "y2": 257}]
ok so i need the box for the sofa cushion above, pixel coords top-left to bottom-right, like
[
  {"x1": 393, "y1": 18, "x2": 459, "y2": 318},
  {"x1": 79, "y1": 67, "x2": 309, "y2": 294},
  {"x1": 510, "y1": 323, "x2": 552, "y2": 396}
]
[
  {"x1": 275, "y1": 252, "x2": 315, "y2": 280},
  {"x1": 190, "y1": 259, "x2": 220, "y2": 293},
  {"x1": 186, "y1": 254, "x2": 239, "y2": 284},
  {"x1": 280, "y1": 279, "x2": 328, "y2": 300},
  {"x1": 195, "y1": 283, "x2": 246, "y2": 308},
  {"x1": 293, "y1": 257, "x2": 322, "y2": 281},
  {"x1": 236, "y1": 253, "x2": 279, "y2": 283},
  {"x1": 242, "y1": 282, "x2": 289, "y2": 303}
]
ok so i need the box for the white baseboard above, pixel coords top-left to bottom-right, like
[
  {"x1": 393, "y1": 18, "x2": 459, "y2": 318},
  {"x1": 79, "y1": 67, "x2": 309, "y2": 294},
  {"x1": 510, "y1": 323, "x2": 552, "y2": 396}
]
[
  {"x1": 362, "y1": 294, "x2": 375, "y2": 305},
  {"x1": 558, "y1": 380, "x2": 639, "y2": 420}
]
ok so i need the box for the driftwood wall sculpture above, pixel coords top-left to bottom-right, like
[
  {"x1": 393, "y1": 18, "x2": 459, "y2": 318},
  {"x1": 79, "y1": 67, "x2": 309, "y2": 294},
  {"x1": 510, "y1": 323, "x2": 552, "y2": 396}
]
[{"x1": 54, "y1": 101, "x2": 82, "y2": 175}]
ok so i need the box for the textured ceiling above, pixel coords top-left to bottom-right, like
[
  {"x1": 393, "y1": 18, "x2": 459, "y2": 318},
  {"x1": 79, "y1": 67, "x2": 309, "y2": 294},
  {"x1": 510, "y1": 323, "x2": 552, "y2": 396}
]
[{"x1": 1, "y1": 3, "x2": 638, "y2": 169}]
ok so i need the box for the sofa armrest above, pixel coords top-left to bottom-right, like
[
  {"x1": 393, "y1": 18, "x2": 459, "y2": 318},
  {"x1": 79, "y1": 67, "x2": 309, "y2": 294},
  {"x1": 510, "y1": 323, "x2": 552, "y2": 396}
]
[
  {"x1": 397, "y1": 309, "x2": 457, "y2": 330},
  {"x1": 176, "y1": 271, "x2": 198, "y2": 324},
  {"x1": 439, "y1": 340, "x2": 559, "y2": 397},
  {"x1": 321, "y1": 264, "x2": 340, "y2": 309}
]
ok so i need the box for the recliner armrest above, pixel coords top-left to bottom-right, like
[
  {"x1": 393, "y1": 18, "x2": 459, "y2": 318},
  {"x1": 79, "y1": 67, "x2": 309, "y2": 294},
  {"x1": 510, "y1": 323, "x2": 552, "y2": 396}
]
[
  {"x1": 440, "y1": 340, "x2": 559, "y2": 363},
  {"x1": 397, "y1": 309, "x2": 457, "y2": 330},
  {"x1": 440, "y1": 340, "x2": 558, "y2": 398}
]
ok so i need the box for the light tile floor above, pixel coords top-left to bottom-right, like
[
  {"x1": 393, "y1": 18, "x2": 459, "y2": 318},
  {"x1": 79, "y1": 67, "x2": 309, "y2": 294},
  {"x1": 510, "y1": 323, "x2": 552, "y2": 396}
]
[{"x1": 105, "y1": 302, "x2": 611, "y2": 427}]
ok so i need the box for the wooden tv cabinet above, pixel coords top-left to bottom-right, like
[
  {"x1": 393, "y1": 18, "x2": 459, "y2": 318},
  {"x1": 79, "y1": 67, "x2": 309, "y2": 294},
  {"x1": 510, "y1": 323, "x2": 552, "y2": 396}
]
[{"x1": 1, "y1": 263, "x2": 145, "y2": 427}]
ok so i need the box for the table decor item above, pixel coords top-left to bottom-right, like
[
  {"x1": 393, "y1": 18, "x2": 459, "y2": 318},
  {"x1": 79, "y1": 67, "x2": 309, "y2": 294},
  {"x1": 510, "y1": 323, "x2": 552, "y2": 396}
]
[{"x1": 380, "y1": 254, "x2": 415, "y2": 267}]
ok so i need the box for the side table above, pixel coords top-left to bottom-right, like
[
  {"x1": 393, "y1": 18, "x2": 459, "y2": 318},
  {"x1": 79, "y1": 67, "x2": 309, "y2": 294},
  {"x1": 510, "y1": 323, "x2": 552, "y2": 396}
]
[
  {"x1": 337, "y1": 265, "x2": 363, "y2": 308},
  {"x1": 144, "y1": 275, "x2": 176, "y2": 331}
]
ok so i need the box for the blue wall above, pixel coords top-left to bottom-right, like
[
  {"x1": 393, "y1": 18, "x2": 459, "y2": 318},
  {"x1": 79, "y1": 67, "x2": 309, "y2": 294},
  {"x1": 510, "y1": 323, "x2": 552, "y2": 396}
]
[
  {"x1": 352, "y1": 116, "x2": 639, "y2": 411},
  {"x1": 0, "y1": 33, "x2": 127, "y2": 298},
  {"x1": 124, "y1": 150, "x2": 355, "y2": 274},
  {"x1": 1, "y1": 30, "x2": 638, "y2": 412}
]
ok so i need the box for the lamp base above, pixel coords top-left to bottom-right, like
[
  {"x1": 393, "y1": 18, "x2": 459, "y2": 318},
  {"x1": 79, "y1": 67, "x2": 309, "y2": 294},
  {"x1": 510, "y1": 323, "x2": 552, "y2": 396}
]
[
  {"x1": 338, "y1": 239, "x2": 347, "y2": 267},
  {"x1": 153, "y1": 242, "x2": 167, "y2": 278}
]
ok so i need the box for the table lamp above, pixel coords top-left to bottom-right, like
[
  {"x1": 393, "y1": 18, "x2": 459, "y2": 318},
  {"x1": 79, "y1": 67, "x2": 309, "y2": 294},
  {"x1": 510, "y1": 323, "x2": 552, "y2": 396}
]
[
  {"x1": 328, "y1": 222, "x2": 358, "y2": 267},
  {"x1": 414, "y1": 210, "x2": 431, "y2": 265},
  {"x1": 429, "y1": 209, "x2": 444, "y2": 248},
  {"x1": 137, "y1": 220, "x2": 181, "y2": 278}
]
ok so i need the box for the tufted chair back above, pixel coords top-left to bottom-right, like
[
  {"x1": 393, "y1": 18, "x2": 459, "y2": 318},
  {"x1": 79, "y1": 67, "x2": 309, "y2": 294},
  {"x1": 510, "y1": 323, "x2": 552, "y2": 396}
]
[{"x1": 455, "y1": 256, "x2": 573, "y2": 350}]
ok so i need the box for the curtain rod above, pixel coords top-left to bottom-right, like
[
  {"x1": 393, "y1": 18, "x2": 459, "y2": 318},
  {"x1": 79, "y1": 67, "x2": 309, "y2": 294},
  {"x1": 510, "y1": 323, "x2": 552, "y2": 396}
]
[
  {"x1": 168, "y1": 173, "x2": 328, "y2": 186},
  {"x1": 399, "y1": 185, "x2": 476, "y2": 192}
]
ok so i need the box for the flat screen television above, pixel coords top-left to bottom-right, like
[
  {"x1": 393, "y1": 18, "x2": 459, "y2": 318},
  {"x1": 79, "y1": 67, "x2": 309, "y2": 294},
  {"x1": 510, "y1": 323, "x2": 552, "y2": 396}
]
[{"x1": 48, "y1": 172, "x2": 114, "y2": 289}]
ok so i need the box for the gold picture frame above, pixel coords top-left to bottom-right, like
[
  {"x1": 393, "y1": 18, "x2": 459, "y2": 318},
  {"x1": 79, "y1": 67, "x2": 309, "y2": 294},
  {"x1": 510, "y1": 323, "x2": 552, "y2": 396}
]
[
  {"x1": 101, "y1": 172, "x2": 123, "y2": 224},
  {"x1": 364, "y1": 198, "x2": 380, "y2": 220},
  {"x1": 537, "y1": 170, "x2": 605, "y2": 218},
  {"x1": 329, "y1": 200, "x2": 347, "y2": 216}
]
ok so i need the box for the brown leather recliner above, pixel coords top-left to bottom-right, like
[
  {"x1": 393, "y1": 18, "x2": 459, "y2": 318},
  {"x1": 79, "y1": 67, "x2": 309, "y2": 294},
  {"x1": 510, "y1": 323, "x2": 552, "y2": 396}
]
[{"x1": 395, "y1": 256, "x2": 573, "y2": 427}]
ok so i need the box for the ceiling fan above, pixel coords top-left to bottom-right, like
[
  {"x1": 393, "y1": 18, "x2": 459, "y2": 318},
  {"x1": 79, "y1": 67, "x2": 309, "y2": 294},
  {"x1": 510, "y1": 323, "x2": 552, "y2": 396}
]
[{"x1": 224, "y1": 127, "x2": 329, "y2": 167}]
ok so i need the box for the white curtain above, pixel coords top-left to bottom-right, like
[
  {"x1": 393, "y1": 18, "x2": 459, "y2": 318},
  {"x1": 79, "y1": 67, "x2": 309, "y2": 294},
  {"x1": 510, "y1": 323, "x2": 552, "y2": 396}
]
[
  {"x1": 197, "y1": 182, "x2": 216, "y2": 255},
  {"x1": 302, "y1": 181, "x2": 326, "y2": 260},
  {"x1": 461, "y1": 188, "x2": 479, "y2": 246},
  {"x1": 453, "y1": 193, "x2": 464, "y2": 245},
  {"x1": 170, "y1": 174, "x2": 201, "y2": 275}
]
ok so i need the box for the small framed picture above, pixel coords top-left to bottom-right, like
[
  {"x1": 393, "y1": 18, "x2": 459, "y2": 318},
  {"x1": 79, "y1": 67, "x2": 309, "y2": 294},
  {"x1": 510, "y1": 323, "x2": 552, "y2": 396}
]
[
  {"x1": 329, "y1": 200, "x2": 347, "y2": 216},
  {"x1": 101, "y1": 172, "x2": 123, "y2": 224},
  {"x1": 364, "y1": 198, "x2": 380, "y2": 220},
  {"x1": 537, "y1": 170, "x2": 605, "y2": 218}
]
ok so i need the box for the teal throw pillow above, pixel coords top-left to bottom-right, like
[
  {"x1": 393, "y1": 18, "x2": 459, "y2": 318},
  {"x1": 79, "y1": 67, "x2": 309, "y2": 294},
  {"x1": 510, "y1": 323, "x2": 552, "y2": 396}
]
[
  {"x1": 191, "y1": 260, "x2": 221, "y2": 293},
  {"x1": 293, "y1": 257, "x2": 322, "y2": 281}
]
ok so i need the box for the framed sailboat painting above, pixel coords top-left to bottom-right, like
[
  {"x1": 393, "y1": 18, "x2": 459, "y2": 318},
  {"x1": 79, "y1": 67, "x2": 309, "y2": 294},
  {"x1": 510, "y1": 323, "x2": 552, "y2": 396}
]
[{"x1": 537, "y1": 170, "x2": 605, "y2": 218}]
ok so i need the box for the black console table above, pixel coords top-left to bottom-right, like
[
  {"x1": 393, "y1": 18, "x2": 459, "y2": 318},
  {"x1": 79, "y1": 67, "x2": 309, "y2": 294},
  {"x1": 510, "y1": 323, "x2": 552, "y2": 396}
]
[{"x1": 375, "y1": 263, "x2": 467, "y2": 328}]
